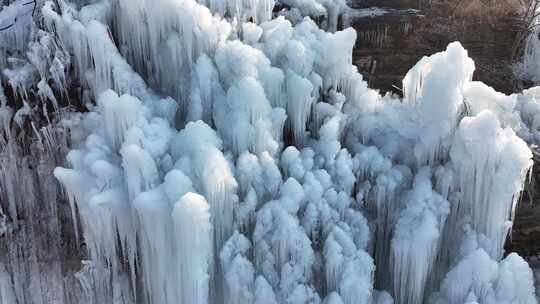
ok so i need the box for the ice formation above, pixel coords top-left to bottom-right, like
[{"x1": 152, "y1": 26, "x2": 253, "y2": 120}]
[{"x1": 0, "y1": 0, "x2": 539, "y2": 304}]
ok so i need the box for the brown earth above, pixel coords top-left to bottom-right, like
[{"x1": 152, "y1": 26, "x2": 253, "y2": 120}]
[{"x1": 347, "y1": 0, "x2": 523, "y2": 95}]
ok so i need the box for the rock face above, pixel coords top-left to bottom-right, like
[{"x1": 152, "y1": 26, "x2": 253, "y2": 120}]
[
  {"x1": 0, "y1": 125, "x2": 87, "y2": 303},
  {"x1": 348, "y1": 0, "x2": 522, "y2": 94}
]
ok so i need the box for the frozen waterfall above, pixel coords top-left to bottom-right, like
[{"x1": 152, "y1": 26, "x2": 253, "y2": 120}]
[{"x1": 0, "y1": 0, "x2": 539, "y2": 304}]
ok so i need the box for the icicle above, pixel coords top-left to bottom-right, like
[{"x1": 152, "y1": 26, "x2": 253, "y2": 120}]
[
  {"x1": 171, "y1": 120, "x2": 238, "y2": 302},
  {"x1": 133, "y1": 188, "x2": 174, "y2": 304},
  {"x1": 220, "y1": 231, "x2": 255, "y2": 304},
  {"x1": 390, "y1": 168, "x2": 449, "y2": 304},
  {"x1": 97, "y1": 91, "x2": 143, "y2": 150},
  {"x1": 323, "y1": 225, "x2": 374, "y2": 304},
  {"x1": 172, "y1": 192, "x2": 212, "y2": 304},
  {"x1": 402, "y1": 42, "x2": 475, "y2": 165},
  {"x1": 450, "y1": 110, "x2": 533, "y2": 260},
  {"x1": 121, "y1": 145, "x2": 159, "y2": 201},
  {"x1": 355, "y1": 145, "x2": 411, "y2": 289},
  {"x1": 286, "y1": 70, "x2": 314, "y2": 147},
  {"x1": 254, "y1": 276, "x2": 278, "y2": 304}
]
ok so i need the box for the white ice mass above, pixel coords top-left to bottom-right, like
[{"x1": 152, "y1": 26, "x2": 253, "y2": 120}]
[{"x1": 0, "y1": 0, "x2": 539, "y2": 303}]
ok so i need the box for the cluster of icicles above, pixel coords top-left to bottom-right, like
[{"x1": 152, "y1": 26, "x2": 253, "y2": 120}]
[{"x1": 1, "y1": 0, "x2": 540, "y2": 303}]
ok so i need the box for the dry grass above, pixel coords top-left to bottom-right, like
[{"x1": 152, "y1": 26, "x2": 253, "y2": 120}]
[{"x1": 450, "y1": 0, "x2": 522, "y2": 19}]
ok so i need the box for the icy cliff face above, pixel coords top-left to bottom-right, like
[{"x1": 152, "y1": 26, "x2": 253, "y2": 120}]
[{"x1": 0, "y1": 0, "x2": 539, "y2": 304}]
